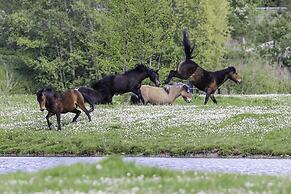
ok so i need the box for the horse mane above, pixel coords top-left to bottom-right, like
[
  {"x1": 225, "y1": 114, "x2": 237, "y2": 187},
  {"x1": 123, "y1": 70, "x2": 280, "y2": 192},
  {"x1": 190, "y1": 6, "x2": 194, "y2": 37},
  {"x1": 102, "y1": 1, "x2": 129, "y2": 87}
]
[
  {"x1": 212, "y1": 66, "x2": 237, "y2": 83},
  {"x1": 37, "y1": 88, "x2": 60, "y2": 99},
  {"x1": 163, "y1": 85, "x2": 170, "y2": 94},
  {"x1": 183, "y1": 30, "x2": 195, "y2": 60},
  {"x1": 227, "y1": 66, "x2": 237, "y2": 73},
  {"x1": 129, "y1": 64, "x2": 148, "y2": 73}
]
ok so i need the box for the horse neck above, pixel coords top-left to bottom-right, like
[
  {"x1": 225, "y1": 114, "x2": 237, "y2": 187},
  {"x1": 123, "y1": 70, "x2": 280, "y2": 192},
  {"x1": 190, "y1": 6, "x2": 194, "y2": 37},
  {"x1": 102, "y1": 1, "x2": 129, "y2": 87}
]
[
  {"x1": 44, "y1": 91, "x2": 59, "y2": 104},
  {"x1": 168, "y1": 88, "x2": 181, "y2": 101},
  {"x1": 213, "y1": 68, "x2": 230, "y2": 86},
  {"x1": 132, "y1": 71, "x2": 148, "y2": 82}
]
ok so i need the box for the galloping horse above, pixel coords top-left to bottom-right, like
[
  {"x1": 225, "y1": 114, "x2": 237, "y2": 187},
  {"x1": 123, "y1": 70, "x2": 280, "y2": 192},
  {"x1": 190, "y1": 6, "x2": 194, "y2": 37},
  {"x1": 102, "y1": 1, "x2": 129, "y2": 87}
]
[
  {"x1": 91, "y1": 64, "x2": 160, "y2": 104},
  {"x1": 164, "y1": 31, "x2": 241, "y2": 104},
  {"x1": 131, "y1": 82, "x2": 192, "y2": 105},
  {"x1": 36, "y1": 88, "x2": 91, "y2": 130}
]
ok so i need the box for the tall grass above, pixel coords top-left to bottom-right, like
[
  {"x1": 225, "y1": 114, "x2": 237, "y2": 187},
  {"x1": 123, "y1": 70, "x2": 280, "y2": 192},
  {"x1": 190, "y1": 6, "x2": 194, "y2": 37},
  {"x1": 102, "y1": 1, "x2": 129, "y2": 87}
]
[{"x1": 224, "y1": 52, "x2": 291, "y2": 94}]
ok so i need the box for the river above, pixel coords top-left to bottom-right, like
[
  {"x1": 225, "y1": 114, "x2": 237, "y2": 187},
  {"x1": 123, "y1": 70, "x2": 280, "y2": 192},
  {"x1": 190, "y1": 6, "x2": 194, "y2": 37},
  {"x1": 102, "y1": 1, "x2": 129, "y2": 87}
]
[{"x1": 1, "y1": 157, "x2": 291, "y2": 176}]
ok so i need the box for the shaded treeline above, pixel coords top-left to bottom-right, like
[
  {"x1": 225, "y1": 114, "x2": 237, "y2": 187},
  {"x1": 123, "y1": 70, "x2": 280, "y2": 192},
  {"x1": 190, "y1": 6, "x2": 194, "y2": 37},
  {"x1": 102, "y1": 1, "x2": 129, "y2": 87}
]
[
  {"x1": 0, "y1": 0, "x2": 290, "y2": 94},
  {"x1": 0, "y1": 0, "x2": 230, "y2": 93}
]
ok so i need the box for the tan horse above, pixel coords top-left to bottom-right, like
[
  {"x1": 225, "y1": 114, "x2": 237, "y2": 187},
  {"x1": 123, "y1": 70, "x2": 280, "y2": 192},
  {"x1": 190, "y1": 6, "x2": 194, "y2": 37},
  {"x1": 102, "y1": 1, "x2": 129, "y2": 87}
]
[
  {"x1": 131, "y1": 83, "x2": 192, "y2": 105},
  {"x1": 36, "y1": 88, "x2": 91, "y2": 130}
]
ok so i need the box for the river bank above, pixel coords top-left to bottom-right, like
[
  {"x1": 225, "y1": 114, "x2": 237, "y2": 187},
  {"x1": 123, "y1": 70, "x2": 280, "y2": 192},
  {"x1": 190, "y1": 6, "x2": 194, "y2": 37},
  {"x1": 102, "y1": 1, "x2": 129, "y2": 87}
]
[{"x1": 0, "y1": 157, "x2": 290, "y2": 193}]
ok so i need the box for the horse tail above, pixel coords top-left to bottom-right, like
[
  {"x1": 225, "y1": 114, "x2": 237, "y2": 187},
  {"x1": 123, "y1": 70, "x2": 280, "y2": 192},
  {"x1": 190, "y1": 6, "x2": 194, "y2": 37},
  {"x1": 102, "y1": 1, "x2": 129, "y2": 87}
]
[
  {"x1": 77, "y1": 89, "x2": 95, "y2": 113},
  {"x1": 183, "y1": 30, "x2": 195, "y2": 60}
]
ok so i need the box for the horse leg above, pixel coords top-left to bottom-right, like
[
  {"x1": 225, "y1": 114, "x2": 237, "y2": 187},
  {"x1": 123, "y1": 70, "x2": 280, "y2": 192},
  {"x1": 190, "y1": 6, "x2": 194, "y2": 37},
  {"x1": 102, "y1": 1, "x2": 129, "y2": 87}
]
[
  {"x1": 104, "y1": 94, "x2": 113, "y2": 104},
  {"x1": 133, "y1": 88, "x2": 144, "y2": 104},
  {"x1": 164, "y1": 70, "x2": 185, "y2": 84},
  {"x1": 46, "y1": 112, "x2": 55, "y2": 130},
  {"x1": 204, "y1": 91, "x2": 211, "y2": 105},
  {"x1": 56, "y1": 113, "x2": 61, "y2": 130},
  {"x1": 210, "y1": 95, "x2": 217, "y2": 104},
  {"x1": 78, "y1": 104, "x2": 92, "y2": 122},
  {"x1": 71, "y1": 109, "x2": 81, "y2": 122}
]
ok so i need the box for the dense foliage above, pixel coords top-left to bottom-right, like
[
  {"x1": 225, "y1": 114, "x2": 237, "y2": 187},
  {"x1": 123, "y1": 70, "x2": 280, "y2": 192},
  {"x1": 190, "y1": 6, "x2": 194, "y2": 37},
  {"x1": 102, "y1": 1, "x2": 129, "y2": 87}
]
[
  {"x1": 0, "y1": 0, "x2": 230, "y2": 93},
  {"x1": 0, "y1": 0, "x2": 290, "y2": 94}
]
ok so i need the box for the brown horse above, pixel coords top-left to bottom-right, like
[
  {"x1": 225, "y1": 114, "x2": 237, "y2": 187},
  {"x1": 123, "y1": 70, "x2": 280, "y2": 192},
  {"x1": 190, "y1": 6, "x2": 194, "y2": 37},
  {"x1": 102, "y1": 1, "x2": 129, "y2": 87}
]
[
  {"x1": 36, "y1": 88, "x2": 91, "y2": 130},
  {"x1": 131, "y1": 83, "x2": 192, "y2": 105},
  {"x1": 164, "y1": 30, "x2": 241, "y2": 104}
]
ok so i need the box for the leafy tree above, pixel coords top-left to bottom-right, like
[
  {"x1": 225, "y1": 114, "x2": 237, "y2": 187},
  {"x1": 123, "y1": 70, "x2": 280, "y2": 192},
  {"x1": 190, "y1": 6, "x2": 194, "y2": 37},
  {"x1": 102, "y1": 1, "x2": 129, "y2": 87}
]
[
  {"x1": 97, "y1": 0, "x2": 177, "y2": 72},
  {"x1": 174, "y1": 0, "x2": 231, "y2": 69},
  {"x1": 1, "y1": 0, "x2": 102, "y2": 90}
]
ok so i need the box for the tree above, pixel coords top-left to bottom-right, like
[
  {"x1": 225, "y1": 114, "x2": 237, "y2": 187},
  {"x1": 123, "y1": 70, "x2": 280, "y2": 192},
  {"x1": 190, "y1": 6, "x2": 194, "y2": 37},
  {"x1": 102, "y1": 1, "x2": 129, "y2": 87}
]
[
  {"x1": 174, "y1": 0, "x2": 231, "y2": 69},
  {"x1": 1, "y1": 0, "x2": 103, "y2": 90},
  {"x1": 97, "y1": 0, "x2": 177, "y2": 72}
]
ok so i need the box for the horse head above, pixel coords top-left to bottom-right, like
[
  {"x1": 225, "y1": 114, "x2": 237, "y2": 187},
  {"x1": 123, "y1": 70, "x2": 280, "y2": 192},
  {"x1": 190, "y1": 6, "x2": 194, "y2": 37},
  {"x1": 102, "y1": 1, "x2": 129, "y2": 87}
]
[
  {"x1": 36, "y1": 88, "x2": 46, "y2": 111},
  {"x1": 228, "y1": 66, "x2": 241, "y2": 84},
  {"x1": 36, "y1": 88, "x2": 56, "y2": 111},
  {"x1": 147, "y1": 68, "x2": 160, "y2": 87},
  {"x1": 180, "y1": 84, "x2": 192, "y2": 103},
  {"x1": 133, "y1": 64, "x2": 160, "y2": 86}
]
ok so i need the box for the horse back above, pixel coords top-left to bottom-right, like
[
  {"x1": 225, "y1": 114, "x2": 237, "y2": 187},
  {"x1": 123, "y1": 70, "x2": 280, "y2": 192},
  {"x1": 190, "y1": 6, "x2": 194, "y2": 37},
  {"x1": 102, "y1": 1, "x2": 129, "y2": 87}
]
[
  {"x1": 177, "y1": 60, "x2": 199, "y2": 78},
  {"x1": 140, "y1": 85, "x2": 169, "y2": 104},
  {"x1": 189, "y1": 67, "x2": 213, "y2": 91},
  {"x1": 113, "y1": 75, "x2": 131, "y2": 93},
  {"x1": 60, "y1": 89, "x2": 84, "y2": 112}
]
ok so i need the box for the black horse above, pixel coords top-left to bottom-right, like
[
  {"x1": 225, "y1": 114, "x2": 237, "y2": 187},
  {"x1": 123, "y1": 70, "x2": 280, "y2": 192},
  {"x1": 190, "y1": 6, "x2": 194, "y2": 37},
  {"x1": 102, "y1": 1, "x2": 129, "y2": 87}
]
[
  {"x1": 80, "y1": 64, "x2": 160, "y2": 107},
  {"x1": 164, "y1": 30, "x2": 241, "y2": 104}
]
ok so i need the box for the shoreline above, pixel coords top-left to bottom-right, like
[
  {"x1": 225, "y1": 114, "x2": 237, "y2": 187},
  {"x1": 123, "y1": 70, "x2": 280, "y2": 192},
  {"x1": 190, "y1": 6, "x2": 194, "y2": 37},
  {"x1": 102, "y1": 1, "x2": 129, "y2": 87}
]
[{"x1": 1, "y1": 153, "x2": 290, "y2": 159}]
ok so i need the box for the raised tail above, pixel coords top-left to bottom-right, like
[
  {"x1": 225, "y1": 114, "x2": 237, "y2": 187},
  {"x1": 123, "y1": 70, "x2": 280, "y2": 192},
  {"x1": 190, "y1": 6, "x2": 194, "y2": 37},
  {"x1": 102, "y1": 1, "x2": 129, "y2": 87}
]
[{"x1": 183, "y1": 30, "x2": 195, "y2": 60}]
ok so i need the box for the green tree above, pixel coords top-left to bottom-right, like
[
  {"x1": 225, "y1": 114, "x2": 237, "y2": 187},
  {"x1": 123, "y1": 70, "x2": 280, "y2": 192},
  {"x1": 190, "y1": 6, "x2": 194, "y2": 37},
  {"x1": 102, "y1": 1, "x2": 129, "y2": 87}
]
[
  {"x1": 1, "y1": 0, "x2": 102, "y2": 90},
  {"x1": 174, "y1": 0, "x2": 231, "y2": 69},
  {"x1": 97, "y1": 0, "x2": 177, "y2": 72}
]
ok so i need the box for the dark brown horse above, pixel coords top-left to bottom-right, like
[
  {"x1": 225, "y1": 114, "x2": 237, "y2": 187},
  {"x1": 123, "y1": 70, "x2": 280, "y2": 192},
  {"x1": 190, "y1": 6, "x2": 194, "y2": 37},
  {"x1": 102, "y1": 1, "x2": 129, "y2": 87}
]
[
  {"x1": 164, "y1": 30, "x2": 241, "y2": 104},
  {"x1": 36, "y1": 88, "x2": 91, "y2": 130},
  {"x1": 91, "y1": 64, "x2": 160, "y2": 104}
]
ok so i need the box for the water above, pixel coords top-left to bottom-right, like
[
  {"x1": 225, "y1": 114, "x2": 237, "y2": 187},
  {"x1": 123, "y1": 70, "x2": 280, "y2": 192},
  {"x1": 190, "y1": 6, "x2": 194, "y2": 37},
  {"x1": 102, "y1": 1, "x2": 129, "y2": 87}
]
[{"x1": 1, "y1": 157, "x2": 291, "y2": 176}]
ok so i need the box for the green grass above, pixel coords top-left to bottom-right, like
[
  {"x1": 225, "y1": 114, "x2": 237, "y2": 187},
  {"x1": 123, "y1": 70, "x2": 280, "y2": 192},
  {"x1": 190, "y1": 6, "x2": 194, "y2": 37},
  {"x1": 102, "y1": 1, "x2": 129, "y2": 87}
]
[
  {"x1": 1, "y1": 94, "x2": 291, "y2": 156},
  {"x1": 0, "y1": 157, "x2": 290, "y2": 193}
]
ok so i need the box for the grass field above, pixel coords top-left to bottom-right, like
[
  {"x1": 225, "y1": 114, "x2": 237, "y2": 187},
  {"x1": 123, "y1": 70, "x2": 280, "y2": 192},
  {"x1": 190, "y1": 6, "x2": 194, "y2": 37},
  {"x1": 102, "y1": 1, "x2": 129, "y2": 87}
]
[
  {"x1": 0, "y1": 94, "x2": 291, "y2": 157},
  {"x1": 0, "y1": 156, "x2": 290, "y2": 193}
]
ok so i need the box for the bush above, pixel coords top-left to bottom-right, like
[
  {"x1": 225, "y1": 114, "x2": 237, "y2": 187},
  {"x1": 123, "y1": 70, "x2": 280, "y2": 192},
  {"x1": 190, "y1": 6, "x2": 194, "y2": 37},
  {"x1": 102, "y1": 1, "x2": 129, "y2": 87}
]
[{"x1": 222, "y1": 53, "x2": 291, "y2": 94}]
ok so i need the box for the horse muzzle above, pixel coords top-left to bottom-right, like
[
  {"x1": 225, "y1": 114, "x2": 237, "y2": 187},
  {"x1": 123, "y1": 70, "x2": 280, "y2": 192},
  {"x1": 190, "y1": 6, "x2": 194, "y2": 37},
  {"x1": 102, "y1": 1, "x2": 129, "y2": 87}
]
[
  {"x1": 236, "y1": 79, "x2": 242, "y2": 84},
  {"x1": 40, "y1": 107, "x2": 45, "y2": 111},
  {"x1": 183, "y1": 97, "x2": 192, "y2": 103}
]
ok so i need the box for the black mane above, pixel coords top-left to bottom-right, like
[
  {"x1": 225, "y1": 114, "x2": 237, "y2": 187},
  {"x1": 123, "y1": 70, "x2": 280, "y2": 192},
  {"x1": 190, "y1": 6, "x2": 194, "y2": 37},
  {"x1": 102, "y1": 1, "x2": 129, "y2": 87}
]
[
  {"x1": 125, "y1": 64, "x2": 148, "y2": 74},
  {"x1": 37, "y1": 88, "x2": 60, "y2": 99}
]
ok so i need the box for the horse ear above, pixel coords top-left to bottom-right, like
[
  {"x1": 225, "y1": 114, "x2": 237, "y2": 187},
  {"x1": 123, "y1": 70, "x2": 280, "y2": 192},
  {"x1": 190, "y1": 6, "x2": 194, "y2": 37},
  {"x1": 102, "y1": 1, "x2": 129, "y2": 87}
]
[
  {"x1": 182, "y1": 84, "x2": 189, "y2": 91},
  {"x1": 228, "y1": 66, "x2": 236, "y2": 73}
]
